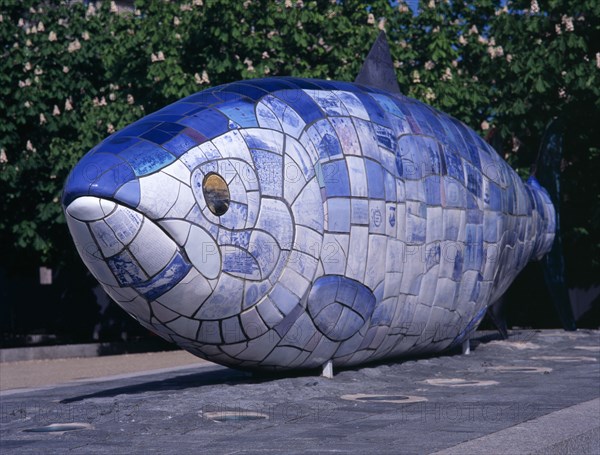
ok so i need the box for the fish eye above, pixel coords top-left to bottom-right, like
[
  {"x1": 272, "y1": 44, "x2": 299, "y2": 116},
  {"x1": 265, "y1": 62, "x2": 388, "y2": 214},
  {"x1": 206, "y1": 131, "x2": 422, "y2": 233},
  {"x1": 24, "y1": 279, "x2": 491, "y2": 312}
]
[{"x1": 202, "y1": 173, "x2": 230, "y2": 216}]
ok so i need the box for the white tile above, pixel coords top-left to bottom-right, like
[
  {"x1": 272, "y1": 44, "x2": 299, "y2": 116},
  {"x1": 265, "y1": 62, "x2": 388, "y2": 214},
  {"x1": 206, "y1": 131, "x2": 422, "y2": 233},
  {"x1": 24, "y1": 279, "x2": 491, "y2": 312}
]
[
  {"x1": 100, "y1": 199, "x2": 116, "y2": 216},
  {"x1": 164, "y1": 184, "x2": 196, "y2": 219},
  {"x1": 241, "y1": 128, "x2": 284, "y2": 153},
  {"x1": 212, "y1": 129, "x2": 253, "y2": 162},
  {"x1": 369, "y1": 199, "x2": 386, "y2": 235},
  {"x1": 105, "y1": 206, "x2": 143, "y2": 246},
  {"x1": 346, "y1": 225, "x2": 368, "y2": 282},
  {"x1": 163, "y1": 159, "x2": 192, "y2": 184},
  {"x1": 346, "y1": 156, "x2": 368, "y2": 197},
  {"x1": 283, "y1": 154, "x2": 307, "y2": 203},
  {"x1": 159, "y1": 219, "x2": 191, "y2": 246},
  {"x1": 291, "y1": 177, "x2": 324, "y2": 232},
  {"x1": 278, "y1": 267, "x2": 311, "y2": 299},
  {"x1": 321, "y1": 233, "x2": 348, "y2": 275},
  {"x1": 151, "y1": 301, "x2": 180, "y2": 323},
  {"x1": 167, "y1": 316, "x2": 200, "y2": 340},
  {"x1": 293, "y1": 225, "x2": 324, "y2": 259},
  {"x1": 354, "y1": 119, "x2": 380, "y2": 162},
  {"x1": 365, "y1": 234, "x2": 387, "y2": 290},
  {"x1": 248, "y1": 229, "x2": 281, "y2": 278},
  {"x1": 195, "y1": 273, "x2": 243, "y2": 320},
  {"x1": 255, "y1": 197, "x2": 293, "y2": 249},
  {"x1": 129, "y1": 219, "x2": 177, "y2": 276},
  {"x1": 138, "y1": 171, "x2": 179, "y2": 219},
  {"x1": 156, "y1": 268, "x2": 211, "y2": 317},
  {"x1": 181, "y1": 141, "x2": 221, "y2": 170},
  {"x1": 330, "y1": 117, "x2": 361, "y2": 156},
  {"x1": 256, "y1": 101, "x2": 283, "y2": 131},
  {"x1": 285, "y1": 136, "x2": 316, "y2": 182},
  {"x1": 303, "y1": 89, "x2": 348, "y2": 116},
  {"x1": 90, "y1": 220, "x2": 124, "y2": 257},
  {"x1": 184, "y1": 225, "x2": 220, "y2": 279},
  {"x1": 334, "y1": 91, "x2": 369, "y2": 120},
  {"x1": 66, "y1": 196, "x2": 106, "y2": 221},
  {"x1": 262, "y1": 95, "x2": 306, "y2": 138},
  {"x1": 118, "y1": 296, "x2": 152, "y2": 324}
]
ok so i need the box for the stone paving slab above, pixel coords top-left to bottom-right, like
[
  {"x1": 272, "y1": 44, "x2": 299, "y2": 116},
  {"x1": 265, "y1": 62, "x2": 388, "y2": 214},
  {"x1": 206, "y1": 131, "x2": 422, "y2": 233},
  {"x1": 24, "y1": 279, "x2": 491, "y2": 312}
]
[{"x1": 1, "y1": 329, "x2": 598, "y2": 454}]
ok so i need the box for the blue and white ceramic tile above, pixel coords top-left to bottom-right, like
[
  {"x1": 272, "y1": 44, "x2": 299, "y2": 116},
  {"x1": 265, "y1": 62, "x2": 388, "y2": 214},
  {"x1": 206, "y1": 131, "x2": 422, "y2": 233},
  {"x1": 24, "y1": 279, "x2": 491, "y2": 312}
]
[{"x1": 63, "y1": 77, "x2": 556, "y2": 370}]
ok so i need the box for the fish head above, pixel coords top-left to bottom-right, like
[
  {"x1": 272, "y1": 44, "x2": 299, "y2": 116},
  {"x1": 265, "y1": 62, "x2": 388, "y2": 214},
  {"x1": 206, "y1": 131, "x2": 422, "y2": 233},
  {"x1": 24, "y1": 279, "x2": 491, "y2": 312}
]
[{"x1": 62, "y1": 90, "x2": 324, "y2": 348}]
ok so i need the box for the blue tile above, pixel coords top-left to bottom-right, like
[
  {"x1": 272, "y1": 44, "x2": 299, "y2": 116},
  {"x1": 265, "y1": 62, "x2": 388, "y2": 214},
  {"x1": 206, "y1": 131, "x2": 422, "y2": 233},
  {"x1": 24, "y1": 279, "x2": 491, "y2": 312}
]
[
  {"x1": 424, "y1": 176, "x2": 441, "y2": 205},
  {"x1": 214, "y1": 91, "x2": 245, "y2": 103},
  {"x1": 180, "y1": 109, "x2": 229, "y2": 138},
  {"x1": 327, "y1": 198, "x2": 351, "y2": 233},
  {"x1": 119, "y1": 141, "x2": 176, "y2": 177},
  {"x1": 103, "y1": 136, "x2": 140, "y2": 154},
  {"x1": 107, "y1": 250, "x2": 147, "y2": 285},
  {"x1": 155, "y1": 102, "x2": 202, "y2": 116},
  {"x1": 217, "y1": 99, "x2": 258, "y2": 128},
  {"x1": 90, "y1": 162, "x2": 136, "y2": 198},
  {"x1": 62, "y1": 152, "x2": 130, "y2": 205},
  {"x1": 365, "y1": 159, "x2": 385, "y2": 199},
  {"x1": 161, "y1": 131, "x2": 204, "y2": 157},
  {"x1": 221, "y1": 83, "x2": 268, "y2": 101},
  {"x1": 384, "y1": 172, "x2": 396, "y2": 201},
  {"x1": 182, "y1": 91, "x2": 222, "y2": 105},
  {"x1": 275, "y1": 90, "x2": 323, "y2": 124},
  {"x1": 280, "y1": 77, "x2": 323, "y2": 90},
  {"x1": 141, "y1": 127, "x2": 176, "y2": 145},
  {"x1": 354, "y1": 93, "x2": 391, "y2": 127},
  {"x1": 321, "y1": 160, "x2": 350, "y2": 197},
  {"x1": 373, "y1": 123, "x2": 396, "y2": 151},
  {"x1": 444, "y1": 148, "x2": 464, "y2": 181},
  {"x1": 135, "y1": 252, "x2": 192, "y2": 300},
  {"x1": 248, "y1": 77, "x2": 301, "y2": 91},
  {"x1": 114, "y1": 179, "x2": 141, "y2": 208},
  {"x1": 371, "y1": 93, "x2": 404, "y2": 118},
  {"x1": 117, "y1": 120, "x2": 161, "y2": 138},
  {"x1": 464, "y1": 162, "x2": 482, "y2": 198}
]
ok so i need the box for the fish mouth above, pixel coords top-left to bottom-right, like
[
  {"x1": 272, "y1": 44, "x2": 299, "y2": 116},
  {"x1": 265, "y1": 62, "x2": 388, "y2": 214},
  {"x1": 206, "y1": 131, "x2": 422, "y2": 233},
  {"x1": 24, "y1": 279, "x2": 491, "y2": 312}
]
[{"x1": 64, "y1": 196, "x2": 193, "y2": 302}]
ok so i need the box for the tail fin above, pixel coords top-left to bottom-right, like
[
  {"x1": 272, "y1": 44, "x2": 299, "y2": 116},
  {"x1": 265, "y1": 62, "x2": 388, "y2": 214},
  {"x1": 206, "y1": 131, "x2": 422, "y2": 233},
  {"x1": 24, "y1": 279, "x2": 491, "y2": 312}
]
[{"x1": 532, "y1": 118, "x2": 576, "y2": 330}]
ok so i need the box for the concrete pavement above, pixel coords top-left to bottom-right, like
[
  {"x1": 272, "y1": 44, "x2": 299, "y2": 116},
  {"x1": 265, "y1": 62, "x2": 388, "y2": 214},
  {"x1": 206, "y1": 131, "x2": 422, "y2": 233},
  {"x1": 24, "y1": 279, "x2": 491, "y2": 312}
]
[{"x1": 1, "y1": 329, "x2": 598, "y2": 454}]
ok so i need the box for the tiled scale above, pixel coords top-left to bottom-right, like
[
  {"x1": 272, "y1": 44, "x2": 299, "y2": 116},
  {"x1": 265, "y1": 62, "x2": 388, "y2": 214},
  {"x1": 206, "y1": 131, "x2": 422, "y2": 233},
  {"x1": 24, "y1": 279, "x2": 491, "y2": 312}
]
[{"x1": 62, "y1": 34, "x2": 556, "y2": 375}]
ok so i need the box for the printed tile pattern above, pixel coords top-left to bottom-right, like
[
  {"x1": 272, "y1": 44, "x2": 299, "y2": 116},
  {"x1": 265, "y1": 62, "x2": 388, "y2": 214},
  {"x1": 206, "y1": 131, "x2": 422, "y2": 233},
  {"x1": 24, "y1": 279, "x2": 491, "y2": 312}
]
[{"x1": 63, "y1": 77, "x2": 556, "y2": 370}]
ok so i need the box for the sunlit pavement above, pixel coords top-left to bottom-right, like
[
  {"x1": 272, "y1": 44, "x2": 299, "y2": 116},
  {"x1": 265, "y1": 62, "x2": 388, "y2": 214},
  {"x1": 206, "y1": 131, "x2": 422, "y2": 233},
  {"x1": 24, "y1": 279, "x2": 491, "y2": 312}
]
[{"x1": 1, "y1": 329, "x2": 598, "y2": 454}]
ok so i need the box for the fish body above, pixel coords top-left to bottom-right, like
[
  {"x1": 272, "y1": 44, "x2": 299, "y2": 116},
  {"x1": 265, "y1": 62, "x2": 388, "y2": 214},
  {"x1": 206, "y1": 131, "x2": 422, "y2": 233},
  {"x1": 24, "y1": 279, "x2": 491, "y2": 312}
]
[{"x1": 63, "y1": 77, "x2": 555, "y2": 369}]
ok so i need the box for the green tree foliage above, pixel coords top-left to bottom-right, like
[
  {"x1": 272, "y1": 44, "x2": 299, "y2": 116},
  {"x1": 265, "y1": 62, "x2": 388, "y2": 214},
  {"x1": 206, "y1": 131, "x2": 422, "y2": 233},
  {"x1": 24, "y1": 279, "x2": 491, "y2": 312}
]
[{"x1": 0, "y1": 0, "x2": 598, "y2": 285}]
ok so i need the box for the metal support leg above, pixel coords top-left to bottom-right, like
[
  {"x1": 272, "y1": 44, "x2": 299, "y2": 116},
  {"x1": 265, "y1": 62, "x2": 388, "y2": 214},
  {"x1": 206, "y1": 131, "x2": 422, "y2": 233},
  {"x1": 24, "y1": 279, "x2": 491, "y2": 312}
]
[
  {"x1": 462, "y1": 339, "x2": 471, "y2": 355},
  {"x1": 322, "y1": 360, "x2": 334, "y2": 379}
]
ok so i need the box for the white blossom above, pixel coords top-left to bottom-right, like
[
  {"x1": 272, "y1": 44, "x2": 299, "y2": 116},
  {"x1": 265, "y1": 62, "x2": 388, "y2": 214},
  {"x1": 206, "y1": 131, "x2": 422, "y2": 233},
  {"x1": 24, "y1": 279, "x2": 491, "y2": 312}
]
[
  {"x1": 127, "y1": 94, "x2": 135, "y2": 104},
  {"x1": 367, "y1": 13, "x2": 375, "y2": 25},
  {"x1": 0, "y1": 149, "x2": 7, "y2": 163},
  {"x1": 109, "y1": 93, "x2": 116, "y2": 101},
  {"x1": 441, "y1": 67, "x2": 452, "y2": 81},
  {"x1": 459, "y1": 35, "x2": 467, "y2": 45},
  {"x1": 86, "y1": 3, "x2": 96, "y2": 17},
  {"x1": 193, "y1": 0, "x2": 203, "y2": 5},
  {"x1": 244, "y1": 57, "x2": 255, "y2": 72},
  {"x1": 412, "y1": 70, "x2": 421, "y2": 84},
  {"x1": 37, "y1": 21, "x2": 45, "y2": 32},
  {"x1": 68, "y1": 39, "x2": 81, "y2": 53},
  {"x1": 596, "y1": 53, "x2": 600, "y2": 69},
  {"x1": 24, "y1": 62, "x2": 32, "y2": 72},
  {"x1": 110, "y1": 1, "x2": 118, "y2": 13},
  {"x1": 506, "y1": 54, "x2": 513, "y2": 63},
  {"x1": 82, "y1": 31, "x2": 90, "y2": 41},
  {"x1": 18, "y1": 18, "x2": 24, "y2": 27},
  {"x1": 285, "y1": 0, "x2": 292, "y2": 8},
  {"x1": 151, "y1": 51, "x2": 165, "y2": 62},
  {"x1": 378, "y1": 18, "x2": 386, "y2": 31},
  {"x1": 469, "y1": 25, "x2": 478, "y2": 35},
  {"x1": 34, "y1": 67, "x2": 43, "y2": 75},
  {"x1": 24, "y1": 101, "x2": 32, "y2": 108},
  {"x1": 424, "y1": 60, "x2": 435, "y2": 70},
  {"x1": 398, "y1": 4, "x2": 409, "y2": 13},
  {"x1": 26, "y1": 140, "x2": 35, "y2": 152},
  {"x1": 262, "y1": 51, "x2": 270, "y2": 59},
  {"x1": 530, "y1": 0, "x2": 539, "y2": 14},
  {"x1": 173, "y1": 16, "x2": 180, "y2": 26},
  {"x1": 53, "y1": 105, "x2": 61, "y2": 116},
  {"x1": 425, "y1": 88, "x2": 436, "y2": 101},
  {"x1": 428, "y1": 0, "x2": 435, "y2": 8},
  {"x1": 180, "y1": 4, "x2": 192, "y2": 12},
  {"x1": 555, "y1": 24, "x2": 562, "y2": 35},
  {"x1": 25, "y1": 39, "x2": 32, "y2": 47},
  {"x1": 562, "y1": 15, "x2": 574, "y2": 32},
  {"x1": 107, "y1": 123, "x2": 115, "y2": 134},
  {"x1": 481, "y1": 120, "x2": 490, "y2": 130},
  {"x1": 49, "y1": 31, "x2": 57, "y2": 41},
  {"x1": 65, "y1": 98, "x2": 73, "y2": 111},
  {"x1": 39, "y1": 113, "x2": 47, "y2": 125},
  {"x1": 264, "y1": 66, "x2": 270, "y2": 75},
  {"x1": 62, "y1": 66, "x2": 69, "y2": 73}
]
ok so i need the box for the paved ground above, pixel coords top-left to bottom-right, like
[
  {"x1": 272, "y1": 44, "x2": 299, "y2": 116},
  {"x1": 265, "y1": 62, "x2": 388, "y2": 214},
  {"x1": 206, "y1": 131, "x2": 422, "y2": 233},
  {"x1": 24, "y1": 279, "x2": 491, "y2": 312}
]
[{"x1": 1, "y1": 329, "x2": 598, "y2": 454}]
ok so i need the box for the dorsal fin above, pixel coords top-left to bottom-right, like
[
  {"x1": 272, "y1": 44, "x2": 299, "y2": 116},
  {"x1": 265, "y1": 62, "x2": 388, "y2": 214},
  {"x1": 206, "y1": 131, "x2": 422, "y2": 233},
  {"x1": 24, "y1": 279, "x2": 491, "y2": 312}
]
[{"x1": 355, "y1": 31, "x2": 401, "y2": 94}]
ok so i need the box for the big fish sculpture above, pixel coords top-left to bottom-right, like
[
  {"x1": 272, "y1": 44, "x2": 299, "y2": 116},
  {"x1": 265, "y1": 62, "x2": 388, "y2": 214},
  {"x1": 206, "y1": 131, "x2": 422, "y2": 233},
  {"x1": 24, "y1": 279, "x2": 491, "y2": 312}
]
[{"x1": 62, "y1": 37, "x2": 555, "y2": 372}]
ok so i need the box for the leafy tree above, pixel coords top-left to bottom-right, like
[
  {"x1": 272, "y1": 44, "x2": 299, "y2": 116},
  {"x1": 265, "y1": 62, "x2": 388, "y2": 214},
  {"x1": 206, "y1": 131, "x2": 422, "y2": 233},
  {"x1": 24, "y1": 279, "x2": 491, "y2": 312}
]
[{"x1": 0, "y1": 0, "x2": 597, "y2": 329}]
